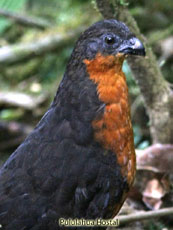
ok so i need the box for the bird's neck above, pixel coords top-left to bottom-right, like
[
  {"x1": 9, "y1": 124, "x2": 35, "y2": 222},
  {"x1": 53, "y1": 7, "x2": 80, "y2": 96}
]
[{"x1": 84, "y1": 53, "x2": 136, "y2": 187}]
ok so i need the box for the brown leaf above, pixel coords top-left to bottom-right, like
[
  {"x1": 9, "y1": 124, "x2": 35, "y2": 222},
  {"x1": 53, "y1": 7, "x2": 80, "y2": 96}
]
[
  {"x1": 143, "y1": 179, "x2": 166, "y2": 199},
  {"x1": 142, "y1": 179, "x2": 168, "y2": 210},
  {"x1": 136, "y1": 144, "x2": 173, "y2": 173}
]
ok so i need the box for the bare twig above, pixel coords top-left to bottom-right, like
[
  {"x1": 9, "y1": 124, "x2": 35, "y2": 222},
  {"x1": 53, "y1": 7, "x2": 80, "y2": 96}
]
[
  {"x1": 0, "y1": 92, "x2": 48, "y2": 110},
  {"x1": 0, "y1": 8, "x2": 51, "y2": 30},
  {"x1": 106, "y1": 207, "x2": 173, "y2": 229},
  {"x1": 0, "y1": 28, "x2": 84, "y2": 65},
  {"x1": 118, "y1": 207, "x2": 173, "y2": 224}
]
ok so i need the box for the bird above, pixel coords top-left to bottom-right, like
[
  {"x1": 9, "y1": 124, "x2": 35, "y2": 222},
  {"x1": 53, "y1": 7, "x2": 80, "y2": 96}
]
[{"x1": 0, "y1": 19, "x2": 145, "y2": 230}]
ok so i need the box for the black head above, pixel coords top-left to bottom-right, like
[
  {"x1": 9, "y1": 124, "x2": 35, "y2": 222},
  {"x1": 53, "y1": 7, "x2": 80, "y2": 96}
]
[{"x1": 71, "y1": 19, "x2": 145, "y2": 61}]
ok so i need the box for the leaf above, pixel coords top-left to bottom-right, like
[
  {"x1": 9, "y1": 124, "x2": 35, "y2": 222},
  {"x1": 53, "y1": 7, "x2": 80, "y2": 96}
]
[
  {"x1": 142, "y1": 178, "x2": 170, "y2": 210},
  {"x1": 136, "y1": 144, "x2": 173, "y2": 173}
]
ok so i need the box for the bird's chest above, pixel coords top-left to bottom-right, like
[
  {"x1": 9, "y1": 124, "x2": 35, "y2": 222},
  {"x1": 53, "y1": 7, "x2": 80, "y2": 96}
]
[
  {"x1": 92, "y1": 73, "x2": 136, "y2": 217},
  {"x1": 84, "y1": 54, "x2": 136, "y2": 187},
  {"x1": 92, "y1": 84, "x2": 136, "y2": 187},
  {"x1": 84, "y1": 54, "x2": 136, "y2": 216}
]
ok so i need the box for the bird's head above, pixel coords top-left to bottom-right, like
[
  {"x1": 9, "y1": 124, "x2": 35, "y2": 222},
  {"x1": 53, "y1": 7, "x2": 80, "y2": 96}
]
[{"x1": 70, "y1": 19, "x2": 145, "y2": 67}]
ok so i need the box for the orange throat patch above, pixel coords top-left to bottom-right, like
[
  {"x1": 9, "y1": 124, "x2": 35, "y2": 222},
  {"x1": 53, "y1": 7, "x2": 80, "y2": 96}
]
[{"x1": 84, "y1": 53, "x2": 136, "y2": 187}]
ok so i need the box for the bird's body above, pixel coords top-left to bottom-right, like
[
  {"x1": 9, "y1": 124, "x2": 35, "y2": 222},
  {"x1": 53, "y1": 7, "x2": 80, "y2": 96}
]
[{"x1": 0, "y1": 19, "x2": 145, "y2": 230}]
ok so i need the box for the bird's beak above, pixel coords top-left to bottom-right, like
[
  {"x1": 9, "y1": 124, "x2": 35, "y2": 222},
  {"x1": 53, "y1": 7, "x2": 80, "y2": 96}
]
[{"x1": 118, "y1": 37, "x2": 145, "y2": 56}]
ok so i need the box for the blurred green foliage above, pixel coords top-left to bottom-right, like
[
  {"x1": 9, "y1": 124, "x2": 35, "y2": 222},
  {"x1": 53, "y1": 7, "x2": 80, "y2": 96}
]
[
  {"x1": 0, "y1": 0, "x2": 27, "y2": 33},
  {"x1": 0, "y1": 108, "x2": 24, "y2": 121},
  {"x1": 29, "y1": 0, "x2": 93, "y2": 29}
]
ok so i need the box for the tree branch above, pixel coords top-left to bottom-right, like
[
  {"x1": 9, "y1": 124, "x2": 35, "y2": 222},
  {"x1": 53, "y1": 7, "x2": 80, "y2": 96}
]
[
  {"x1": 0, "y1": 92, "x2": 48, "y2": 110},
  {"x1": 114, "y1": 207, "x2": 173, "y2": 226},
  {"x1": 0, "y1": 8, "x2": 51, "y2": 30},
  {"x1": 96, "y1": 0, "x2": 173, "y2": 143},
  {"x1": 0, "y1": 28, "x2": 83, "y2": 65}
]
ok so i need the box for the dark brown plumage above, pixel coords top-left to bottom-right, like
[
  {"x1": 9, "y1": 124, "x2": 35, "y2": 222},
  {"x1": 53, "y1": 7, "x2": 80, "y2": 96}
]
[{"x1": 0, "y1": 19, "x2": 145, "y2": 230}]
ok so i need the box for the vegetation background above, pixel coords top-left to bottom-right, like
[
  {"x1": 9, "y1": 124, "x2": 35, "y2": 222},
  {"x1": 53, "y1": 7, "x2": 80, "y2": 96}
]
[{"x1": 0, "y1": 0, "x2": 172, "y2": 229}]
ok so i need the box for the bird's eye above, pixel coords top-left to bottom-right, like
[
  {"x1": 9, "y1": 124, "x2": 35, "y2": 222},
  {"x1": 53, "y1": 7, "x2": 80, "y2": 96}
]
[{"x1": 105, "y1": 36, "x2": 115, "y2": 45}]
